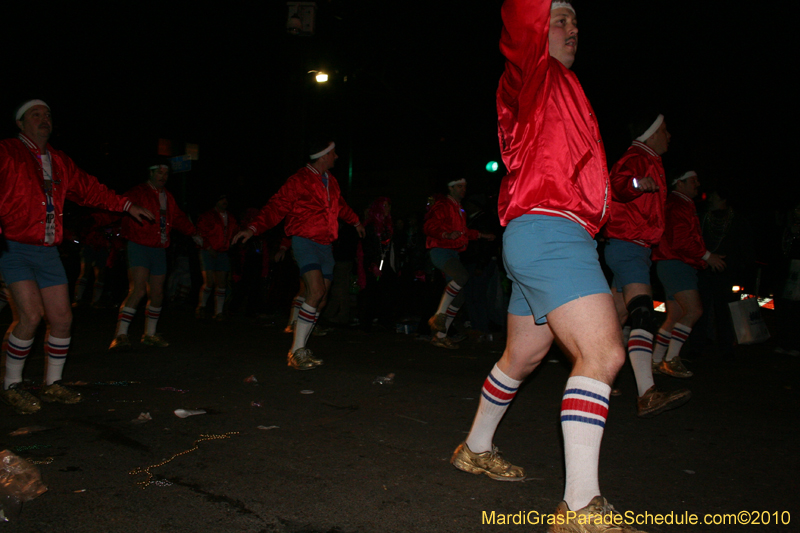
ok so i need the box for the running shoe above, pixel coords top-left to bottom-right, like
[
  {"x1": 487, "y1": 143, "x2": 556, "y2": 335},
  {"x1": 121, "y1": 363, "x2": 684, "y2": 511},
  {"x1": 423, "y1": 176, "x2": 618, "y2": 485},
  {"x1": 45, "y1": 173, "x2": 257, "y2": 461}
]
[
  {"x1": 450, "y1": 442, "x2": 525, "y2": 481},
  {"x1": 430, "y1": 336, "x2": 459, "y2": 350},
  {"x1": 1, "y1": 383, "x2": 41, "y2": 414},
  {"x1": 141, "y1": 333, "x2": 170, "y2": 347},
  {"x1": 109, "y1": 334, "x2": 132, "y2": 351},
  {"x1": 41, "y1": 381, "x2": 83, "y2": 404},
  {"x1": 657, "y1": 356, "x2": 693, "y2": 378},
  {"x1": 550, "y1": 496, "x2": 648, "y2": 532},
  {"x1": 636, "y1": 386, "x2": 691, "y2": 418}
]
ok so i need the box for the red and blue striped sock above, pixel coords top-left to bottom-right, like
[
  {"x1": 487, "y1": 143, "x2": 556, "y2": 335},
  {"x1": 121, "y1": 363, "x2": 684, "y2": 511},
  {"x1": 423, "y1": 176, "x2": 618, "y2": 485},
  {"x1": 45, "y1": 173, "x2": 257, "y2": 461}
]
[
  {"x1": 436, "y1": 280, "x2": 462, "y2": 315},
  {"x1": 116, "y1": 306, "x2": 136, "y2": 336},
  {"x1": 4, "y1": 333, "x2": 34, "y2": 389},
  {"x1": 561, "y1": 376, "x2": 610, "y2": 511},
  {"x1": 465, "y1": 364, "x2": 522, "y2": 453},
  {"x1": 653, "y1": 328, "x2": 671, "y2": 363},
  {"x1": 291, "y1": 302, "x2": 317, "y2": 352},
  {"x1": 666, "y1": 324, "x2": 692, "y2": 361},
  {"x1": 45, "y1": 335, "x2": 71, "y2": 385},
  {"x1": 145, "y1": 306, "x2": 161, "y2": 336},
  {"x1": 628, "y1": 329, "x2": 655, "y2": 396}
]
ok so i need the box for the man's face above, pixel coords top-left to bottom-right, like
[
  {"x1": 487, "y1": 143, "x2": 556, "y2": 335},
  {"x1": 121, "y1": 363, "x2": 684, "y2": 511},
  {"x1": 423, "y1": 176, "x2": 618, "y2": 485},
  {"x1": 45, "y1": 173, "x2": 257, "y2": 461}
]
[
  {"x1": 549, "y1": 8, "x2": 578, "y2": 68},
  {"x1": 449, "y1": 181, "x2": 467, "y2": 201},
  {"x1": 216, "y1": 197, "x2": 229, "y2": 211},
  {"x1": 16, "y1": 105, "x2": 52, "y2": 144},
  {"x1": 149, "y1": 166, "x2": 169, "y2": 189},
  {"x1": 647, "y1": 120, "x2": 671, "y2": 156},
  {"x1": 677, "y1": 175, "x2": 700, "y2": 199},
  {"x1": 316, "y1": 147, "x2": 337, "y2": 171}
]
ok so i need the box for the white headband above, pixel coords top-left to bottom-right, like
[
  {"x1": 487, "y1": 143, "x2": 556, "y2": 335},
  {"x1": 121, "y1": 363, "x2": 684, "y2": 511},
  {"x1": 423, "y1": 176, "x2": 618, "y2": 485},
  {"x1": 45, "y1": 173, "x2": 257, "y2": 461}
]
[
  {"x1": 16, "y1": 99, "x2": 50, "y2": 121},
  {"x1": 310, "y1": 142, "x2": 335, "y2": 160},
  {"x1": 149, "y1": 164, "x2": 169, "y2": 171},
  {"x1": 672, "y1": 171, "x2": 697, "y2": 186},
  {"x1": 448, "y1": 178, "x2": 466, "y2": 187},
  {"x1": 551, "y1": 1, "x2": 575, "y2": 14},
  {"x1": 635, "y1": 114, "x2": 664, "y2": 142}
]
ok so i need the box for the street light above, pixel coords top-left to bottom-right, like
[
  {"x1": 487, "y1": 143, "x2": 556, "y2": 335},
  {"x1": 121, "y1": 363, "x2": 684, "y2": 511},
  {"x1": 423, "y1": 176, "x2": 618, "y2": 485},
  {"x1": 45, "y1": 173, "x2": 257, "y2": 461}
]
[{"x1": 309, "y1": 70, "x2": 328, "y2": 83}]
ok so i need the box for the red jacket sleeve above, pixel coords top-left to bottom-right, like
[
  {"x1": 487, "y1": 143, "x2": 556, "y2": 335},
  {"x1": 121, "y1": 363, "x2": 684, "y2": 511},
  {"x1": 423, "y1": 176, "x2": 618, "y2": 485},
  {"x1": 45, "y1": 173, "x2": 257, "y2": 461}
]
[
  {"x1": 60, "y1": 154, "x2": 131, "y2": 212},
  {"x1": 664, "y1": 197, "x2": 707, "y2": 266},
  {"x1": 248, "y1": 176, "x2": 301, "y2": 236},
  {"x1": 499, "y1": 0, "x2": 550, "y2": 96},
  {"x1": 423, "y1": 200, "x2": 451, "y2": 240},
  {"x1": 609, "y1": 153, "x2": 647, "y2": 203}
]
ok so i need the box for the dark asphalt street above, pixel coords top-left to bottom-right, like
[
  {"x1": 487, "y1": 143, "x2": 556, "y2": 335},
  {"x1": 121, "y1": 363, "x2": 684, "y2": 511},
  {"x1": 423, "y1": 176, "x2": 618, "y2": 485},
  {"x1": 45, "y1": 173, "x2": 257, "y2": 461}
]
[{"x1": 0, "y1": 306, "x2": 797, "y2": 533}]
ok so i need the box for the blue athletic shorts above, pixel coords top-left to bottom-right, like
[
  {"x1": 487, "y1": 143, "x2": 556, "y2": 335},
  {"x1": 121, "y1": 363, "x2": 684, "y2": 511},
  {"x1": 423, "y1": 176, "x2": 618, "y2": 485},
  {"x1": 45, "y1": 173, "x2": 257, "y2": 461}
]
[
  {"x1": 0, "y1": 240, "x2": 68, "y2": 288},
  {"x1": 656, "y1": 260, "x2": 698, "y2": 301},
  {"x1": 200, "y1": 250, "x2": 231, "y2": 273},
  {"x1": 429, "y1": 248, "x2": 459, "y2": 271},
  {"x1": 504, "y1": 215, "x2": 611, "y2": 325},
  {"x1": 127, "y1": 241, "x2": 167, "y2": 276},
  {"x1": 604, "y1": 238, "x2": 652, "y2": 291},
  {"x1": 292, "y1": 236, "x2": 334, "y2": 280}
]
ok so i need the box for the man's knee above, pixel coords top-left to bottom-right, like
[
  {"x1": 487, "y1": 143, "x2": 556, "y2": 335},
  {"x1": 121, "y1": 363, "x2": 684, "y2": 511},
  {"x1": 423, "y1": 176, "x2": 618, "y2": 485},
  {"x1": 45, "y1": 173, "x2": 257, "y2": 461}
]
[{"x1": 627, "y1": 294, "x2": 655, "y2": 331}]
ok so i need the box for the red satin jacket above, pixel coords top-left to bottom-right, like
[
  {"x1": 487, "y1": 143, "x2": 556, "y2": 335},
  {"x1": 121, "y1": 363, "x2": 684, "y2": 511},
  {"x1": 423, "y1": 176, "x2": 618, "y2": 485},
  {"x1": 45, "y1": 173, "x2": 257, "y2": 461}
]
[
  {"x1": 496, "y1": 0, "x2": 610, "y2": 235},
  {"x1": 121, "y1": 182, "x2": 196, "y2": 248},
  {"x1": 652, "y1": 191, "x2": 708, "y2": 269},
  {"x1": 197, "y1": 208, "x2": 238, "y2": 253},
  {"x1": 424, "y1": 195, "x2": 479, "y2": 251},
  {"x1": 247, "y1": 164, "x2": 360, "y2": 245},
  {"x1": 604, "y1": 141, "x2": 668, "y2": 247},
  {"x1": 0, "y1": 134, "x2": 131, "y2": 246}
]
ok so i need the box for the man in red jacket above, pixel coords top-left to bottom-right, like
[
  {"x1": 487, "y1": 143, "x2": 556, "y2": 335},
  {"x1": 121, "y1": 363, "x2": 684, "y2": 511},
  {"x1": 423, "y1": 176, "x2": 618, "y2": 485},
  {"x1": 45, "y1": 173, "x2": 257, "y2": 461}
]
[
  {"x1": 604, "y1": 111, "x2": 692, "y2": 418},
  {"x1": 450, "y1": 4, "x2": 647, "y2": 531},
  {"x1": 109, "y1": 163, "x2": 201, "y2": 351},
  {"x1": 195, "y1": 194, "x2": 237, "y2": 320},
  {"x1": 233, "y1": 140, "x2": 364, "y2": 370},
  {"x1": 424, "y1": 178, "x2": 494, "y2": 349},
  {"x1": 0, "y1": 99, "x2": 152, "y2": 414},
  {"x1": 652, "y1": 171, "x2": 725, "y2": 377}
]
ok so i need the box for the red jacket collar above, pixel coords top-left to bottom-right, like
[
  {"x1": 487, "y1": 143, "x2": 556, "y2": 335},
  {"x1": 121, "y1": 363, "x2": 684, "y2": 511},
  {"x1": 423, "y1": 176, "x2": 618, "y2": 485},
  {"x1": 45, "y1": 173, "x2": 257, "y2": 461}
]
[
  {"x1": 18, "y1": 133, "x2": 50, "y2": 155},
  {"x1": 631, "y1": 140, "x2": 660, "y2": 160}
]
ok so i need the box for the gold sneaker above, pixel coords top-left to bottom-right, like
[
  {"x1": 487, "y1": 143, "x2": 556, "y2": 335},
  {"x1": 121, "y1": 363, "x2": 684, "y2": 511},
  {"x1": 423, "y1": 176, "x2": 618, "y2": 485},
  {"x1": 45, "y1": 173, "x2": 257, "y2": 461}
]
[
  {"x1": 141, "y1": 333, "x2": 169, "y2": 347},
  {"x1": 41, "y1": 382, "x2": 83, "y2": 404},
  {"x1": 651, "y1": 360, "x2": 662, "y2": 375},
  {"x1": 288, "y1": 348, "x2": 322, "y2": 370},
  {"x1": 109, "y1": 334, "x2": 131, "y2": 351},
  {"x1": 551, "y1": 496, "x2": 648, "y2": 532},
  {"x1": 450, "y1": 442, "x2": 525, "y2": 481},
  {"x1": 430, "y1": 335, "x2": 459, "y2": 350},
  {"x1": 637, "y1": 385, "x2": 691, "y2": 418},
  {"x1": 658, "y1": 356, "x2": 693, "y2": 378},
  {"x1": 1, "y1": 383, "x2": 41, "y2": 415},
  {"x1": 428, "y1": 313, "x2": 447, "y2": 334}
]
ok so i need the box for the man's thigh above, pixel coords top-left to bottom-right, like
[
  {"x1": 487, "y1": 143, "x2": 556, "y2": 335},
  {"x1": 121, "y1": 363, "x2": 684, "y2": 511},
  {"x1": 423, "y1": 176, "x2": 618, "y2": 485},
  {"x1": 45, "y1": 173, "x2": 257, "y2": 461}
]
[
  {"x1": 40, "y1": 284, "x2": 71, "y2": 326},
  {"x1": 547, "y1": 292, "x2": 625, "y2": 384}
]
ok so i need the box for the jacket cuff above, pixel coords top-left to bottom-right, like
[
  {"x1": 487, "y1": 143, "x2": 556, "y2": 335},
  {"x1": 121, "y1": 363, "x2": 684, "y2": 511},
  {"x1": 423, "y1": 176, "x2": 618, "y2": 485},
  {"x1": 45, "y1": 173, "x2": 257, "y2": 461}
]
[{"x1": 702, "y1": 250, "x2": 711, "y2": 261}]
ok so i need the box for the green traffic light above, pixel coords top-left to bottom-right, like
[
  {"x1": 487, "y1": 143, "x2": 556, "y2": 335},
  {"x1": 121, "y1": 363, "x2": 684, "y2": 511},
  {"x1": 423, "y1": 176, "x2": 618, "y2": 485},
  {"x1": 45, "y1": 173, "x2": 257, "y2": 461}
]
[{"x1": 485, "y1": 161, "x2": 499, "y2": 173}]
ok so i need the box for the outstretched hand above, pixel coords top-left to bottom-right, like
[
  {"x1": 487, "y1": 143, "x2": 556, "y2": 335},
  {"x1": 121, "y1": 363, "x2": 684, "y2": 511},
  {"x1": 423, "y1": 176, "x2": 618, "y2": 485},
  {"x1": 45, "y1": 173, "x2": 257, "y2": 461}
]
[
  {"x1": 128, "y1": 205, "x2": 155, "y2": 222},
  {"x1": 232, "y1": 228, "x2": 254, "y2": 245},
  {"x1": 633, "y1": 176, "x2": 659, "y2": 193},
  {"x1": 706, "y1": 253, "x2": 726, "y2": 272}
]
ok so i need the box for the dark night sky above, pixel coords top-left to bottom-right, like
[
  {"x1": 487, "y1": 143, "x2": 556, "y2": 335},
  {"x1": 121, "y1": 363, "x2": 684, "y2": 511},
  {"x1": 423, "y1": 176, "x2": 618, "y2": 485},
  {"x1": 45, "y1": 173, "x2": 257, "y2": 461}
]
[{"x1": 3, "y1": 1, "x2": 793, "y2": 236}]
